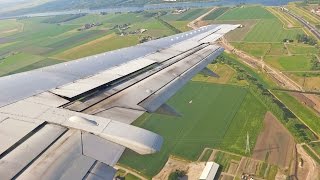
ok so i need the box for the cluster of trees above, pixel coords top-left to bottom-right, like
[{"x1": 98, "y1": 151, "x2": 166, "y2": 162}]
[
  {"x1": 311, "y1": 56, "x2": 320, "y2": 70},
  {"x1": 216, "y1": 54, "x2": 316, "y2": 143},
  {"x1": 168, "y1": 170, "x2": 186, "y2": 180},
  {"x1": 296, "y1": 34, "x2": 317, "y2": 45}
]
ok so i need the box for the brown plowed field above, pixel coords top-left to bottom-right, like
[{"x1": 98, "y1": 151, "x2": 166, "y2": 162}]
[{"x1": 252, "y1": 112, "x2": 295, "y2": 168}]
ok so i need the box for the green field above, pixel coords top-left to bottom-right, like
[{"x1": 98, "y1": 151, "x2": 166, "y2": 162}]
[
  {"x1": 119, "y1": 82, "x2": 266, "y2": 177},
  {"x1": 0, "y1": 53, "x2": 45, "y2": 76},
  {"x1": 54, "y1": 33, "x2": 140, "y2": 60},
  {"x1": 200, "y1": 149, "x2": 213, "y2": 161},
  {"x1": 272, "y1": 91, "x2": 320, "y2": 135},
  {"x1": 161, "y1": 8, "x2": 209, "y2": 21},
  {"x1": 0, "y1": 10, "x2": 182, "y2": 74},
  {"x1": 264, "y1": 55, "x2": 313, "y2": 71},
  {"x1": 127, "y1": 18, "x2": 176, "y2": 36},
  {"x1": 203, "y1": 7, "x2": 229, "y2": 20},
  {"x1": 287, "y1": 44, "x2": 319, "y2": 54},
  {"x1": 244, "y1": 19, "x2": 303, "y2": 42},
  {"x1": 232, "y1": 42, "x2": 271, "y2": 57},
  {"x1": 217, "y1": 6, "x2": 275, "y2": 20}
]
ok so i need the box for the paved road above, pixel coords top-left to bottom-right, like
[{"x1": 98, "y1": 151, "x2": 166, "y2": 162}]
[{"x1": 284, "y1": 10, "x2": 320, "y2": 39}]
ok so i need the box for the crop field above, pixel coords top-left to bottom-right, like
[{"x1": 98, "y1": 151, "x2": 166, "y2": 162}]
[
  {"x1": 161, "y1": 8, "x2": 209, "y2": 21},
  {"x1": 232, "y1": 42, "x2": 271, "y2": 57},
  {"x1": 287, "y1": 44, "x2": 319, "y2": 55},
  {"x1": 232, "y1": 42, "x2": 288, "y2": 57},
  {"x1": 267, "y1": 43, "x2": 288, "y2": 56},
  {"x1": 54, "y1": 33, "x2": 139, "y2": 60},
  {"x1": 203, "y1": 7, "x2": 229, "y2": 20},
  {"x1": 272, "y1": 91, "x2": 320, "y2": 135},
  {"x1": 243, "y1": 19, "x2": 303, "y2": 42},
  {"x1": 264, "y1": 55, "x2": 313, "y2": 71},
  {"x1": 66, "y1": 12, "x2": 150, "y2": 26},
  {"x1": 217, "y1": 6, "x2": 275, "y2": 20},
  {"x1": 288, "y1": 73, "x2": 320, "y2": 91},
  {"x1": 287, "y1": 4, "x2": 320, "y2": 25},
  {"x1": 199, "y1": 149, "x2": 213, "y2": 161},
  {"x1": 192, "y1": 64, "x2": 238, "y2": 85},
  {"x1": 0, "y1": 19, "x2": 24, "y2": 37},
  {"x1": 221, "y1": 20, "x2": 258, "y2": 42},
  {"x1": 0, "y1": 53, "x2": 45, "y2": 76},
  {"x1": 177, "y1": 8, "x2": 209, "y2": 21},
  {"x1": 119, "y1": 82, "x2": 267, "y2": 177},
  {"x1": 0, "y1": 10, "x2": 180, "y2": 74},
  {"x1": 168, "y1": 21, "x2": 191, "y2": 32},
  {"x1": 127, "y1": 18, "x2": 176, "y2": 36},
  {"x1": 266, "y1": 7, "x2": 301, "y2": 28}
]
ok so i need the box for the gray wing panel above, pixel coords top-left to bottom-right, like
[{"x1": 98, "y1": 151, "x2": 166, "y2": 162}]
[
  {"x1": 82, "y1": 133, "x2": 125, "y2": 166},
  {"x1": 16, "y1": 130, "x2": 88, "y2": 180},
  {"x1": 0, "y1": 124, "x2": 66, "y2": 179},
  {"x1": 85, "y1": 162, "x2": 117, "y2": 180},
  {"x1": 0, "y1": 25, "x2": 220, "y2": 108}
]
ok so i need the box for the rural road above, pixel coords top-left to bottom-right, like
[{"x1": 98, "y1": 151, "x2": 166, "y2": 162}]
[
  {"x1": 296, "y1": 144, "x2": 319, "y2": 180},
  {"x1": 114, "y1": 165, "x2": 147, "y2": 180},
  {"x1": 188, "y1": 7, "x2": 216, "y2": 29}
]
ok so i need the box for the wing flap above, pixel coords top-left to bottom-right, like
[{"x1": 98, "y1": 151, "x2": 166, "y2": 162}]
[
  {"x1": 139, "y1": 47, "x2": 224, "y2": 112},
  {"x1": 0, "y1": 118, "x2": 42, "y2": 155},
  {"x1": 84, "y1": 162, "x2": 117, "y2": 180},
  {"x1": 0, "y1": 124, "x2": 67, "y2": 179},
  {"x1": 82, "y1": 132, "x2": 125, "y2": 166},
  {"x1": 16, "y1": 130, "x2": 94, "y2": 179}
]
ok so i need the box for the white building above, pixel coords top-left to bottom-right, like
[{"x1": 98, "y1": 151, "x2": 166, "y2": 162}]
[{"x1": 199, "y1": 162, "x2": 220, "y2": 180}]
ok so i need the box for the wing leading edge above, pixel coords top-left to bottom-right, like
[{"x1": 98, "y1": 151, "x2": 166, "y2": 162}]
[{"x1": 0, "y1": 24, "x2": 239, "y2": 179}]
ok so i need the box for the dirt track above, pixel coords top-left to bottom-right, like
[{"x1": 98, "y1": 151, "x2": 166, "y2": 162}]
[
  {"x1": 187, "y1": 7, "x2": 215, "y2": 29},
  {"x1": 296, "y1": 144, "x2": 319, "y2": 180}
]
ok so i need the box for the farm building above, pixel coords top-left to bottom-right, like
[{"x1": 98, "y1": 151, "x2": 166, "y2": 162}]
[{"x1": 199, "y1": 162, "x2": 220, "y2": 180}]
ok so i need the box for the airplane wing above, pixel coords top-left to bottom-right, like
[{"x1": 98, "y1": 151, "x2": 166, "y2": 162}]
[{"x1": 0, "y1": 24, "x2": 239, "y2": 180}]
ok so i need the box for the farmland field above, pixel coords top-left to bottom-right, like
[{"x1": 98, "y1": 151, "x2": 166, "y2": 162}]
[
  {"x1": 217, "y1": 6, "x2": 275, "y2": 20},
  {"x1": 287, "y1": 44, "x2": 319, "y2": 55},
  {"x1": 119, "y1": 82, "x2": 266, "y2": 177},
  {"x1": 203, "y1": 7, "x2": 229, "y2": 20},
  {"x1": 126, "y1": 18, "x2": 176, "y2": 36},
  {"x1": 192, "y1": 63, "x2": 238, "y2": 85},
  {"x1": 0, "y1": 19, "x2": 24, "y2": 37},
  {"x1": 272, "y1": 91, "x2": 320, "y2": 135},
  {"x1": 287, "y1": 73, "x2": 320, "y2": 91},
  {"x1": 54, "y1": 33, "x2": 139, "y2": 60},
  {"x1": 232, "y1": 42, "x2": 271, "y2": 57},
  {"x1": 243, "y1": 19, "x2": 303, "y2": 42},
  {"x1": 168, "y1": 21, "x2": 191, "y2": 32},
  {"x1": 0, "y1": 53, "x2": 45, "y2": 76},
  {"x1": 161, "y1": 8, "x2": 209, "y2": 21},
  {"x1": 221, "y1": 20, "x2": 258, "y2": 42},
  {"x1": 264, "y1": 55, "x2": 313, "y2": 71}
]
